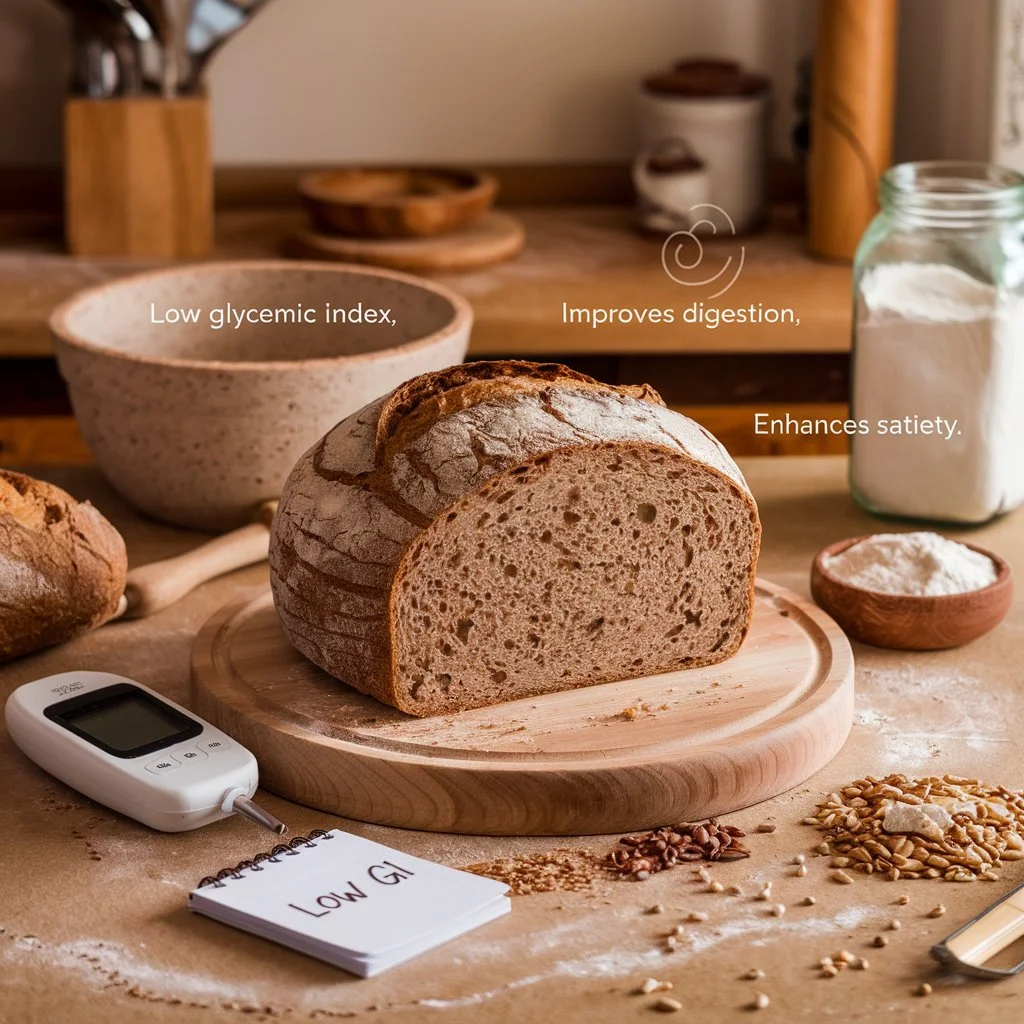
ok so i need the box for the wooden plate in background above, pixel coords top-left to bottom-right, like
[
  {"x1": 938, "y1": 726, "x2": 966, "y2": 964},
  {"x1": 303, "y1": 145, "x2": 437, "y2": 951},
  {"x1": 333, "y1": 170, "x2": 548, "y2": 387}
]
[
  {"x1": 190, "y1": 579, "x2": 854, "y2": 836},
  {"x1": 284, "y1": 212, "x2": 525, "y2": 272}
]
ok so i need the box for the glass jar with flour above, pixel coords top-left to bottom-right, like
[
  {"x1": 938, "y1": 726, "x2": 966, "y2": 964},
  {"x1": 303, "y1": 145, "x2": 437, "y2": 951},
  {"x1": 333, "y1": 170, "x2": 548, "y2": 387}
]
[{"x1": 851, "y1": 162, "x2": 1024, "y2": 524}]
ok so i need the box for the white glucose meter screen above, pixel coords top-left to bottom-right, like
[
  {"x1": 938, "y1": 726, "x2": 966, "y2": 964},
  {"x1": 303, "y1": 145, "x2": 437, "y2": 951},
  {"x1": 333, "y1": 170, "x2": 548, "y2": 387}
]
[{"x1": 67, "y1": 695, "x2": 184, "y2": 752}]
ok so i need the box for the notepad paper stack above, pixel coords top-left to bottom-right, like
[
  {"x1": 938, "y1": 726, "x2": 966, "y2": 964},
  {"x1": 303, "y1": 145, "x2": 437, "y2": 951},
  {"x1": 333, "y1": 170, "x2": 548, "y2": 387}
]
[{"x1": 188, "y1": 829, "x2": 510, "y2": 976}]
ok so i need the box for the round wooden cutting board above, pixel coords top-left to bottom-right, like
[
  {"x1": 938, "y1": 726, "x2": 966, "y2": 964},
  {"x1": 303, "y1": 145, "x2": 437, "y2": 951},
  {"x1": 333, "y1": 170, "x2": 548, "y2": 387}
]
[
  {"x1": 284, "y1": 212, "x2": 525, "y2": 272},
  {"x1": 190, "y1": 580, "x2": 853, "y2": 836}
]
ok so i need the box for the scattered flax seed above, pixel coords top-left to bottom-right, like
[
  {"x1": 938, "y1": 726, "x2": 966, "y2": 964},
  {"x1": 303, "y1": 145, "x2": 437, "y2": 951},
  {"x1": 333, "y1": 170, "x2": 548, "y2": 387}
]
[
  {"x1": 889, "y1": 919, "x2": 902, "y2": 931},
  {"x1": 830, "y1": 869, "x2": 854, "y2": 885},
  {"x1": 686, "y1": 911, "x2": 709, "y2": 922},
  {"x1": 896, "y1": 895, "x2": 910, "y2": 905},
  {"x1": 801, "y1": 896, "x2": 817, "y2": 906},
  {"x1": 607, "y1": 820, "x2": 751, "y2": 879},
  {"x1": 873, "y1": 935, "x2": 888, "y2": 948},
  {"x1": 751, "y1": 992, "x2": 770, "y2": 1010},
  {"x1": 756, "y1": 823, "x2": 777, "y2": 833},
  {"x1": 707, "y1": 881, "x2": 725, "y2": 893},
  {"x1": 928, "y1": 905, "x2": 946, "y2": 918},
  {"x1": 769, "y1": 904, "x2": 786, "y2": 917},
  {"x1": 653, "y1": 996, "x2": 683, "y2": 1012},
  {"x1": 463, "y1": 848, "x2": 603, "y2": 895},
  {"x1": 916, "y1": 983, "x2": 932, "y2": 997},
  {"x1": 742, "y1": 969, "x2": 765, "y2": 981}
]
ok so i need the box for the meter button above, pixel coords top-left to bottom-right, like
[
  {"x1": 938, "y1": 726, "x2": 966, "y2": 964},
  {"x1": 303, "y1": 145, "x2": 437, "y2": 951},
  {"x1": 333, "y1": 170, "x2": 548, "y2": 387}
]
[
  {"x1": 145, "y1": 755, "x2": 181, "y2": 774},
  {"x1": 179, "y1": 748, "x2": 208, "y2": 764},
  {"x1": 198, "y1": 738, "x2": 231, "y2": 754}
]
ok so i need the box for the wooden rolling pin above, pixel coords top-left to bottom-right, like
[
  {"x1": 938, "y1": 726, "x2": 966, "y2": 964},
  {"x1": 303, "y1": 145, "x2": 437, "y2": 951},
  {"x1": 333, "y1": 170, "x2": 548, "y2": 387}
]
[
  {"x1": 114, "y1": 500, "x2": 277, "y2": 620},
  {"x1": 807, "y1": 0, "x2": 898, "y2": 260}
]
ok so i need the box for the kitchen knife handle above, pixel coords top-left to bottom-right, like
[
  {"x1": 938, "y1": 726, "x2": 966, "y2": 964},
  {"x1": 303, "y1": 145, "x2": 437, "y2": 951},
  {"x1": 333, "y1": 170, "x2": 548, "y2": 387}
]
[{"x1": 117, "y1": 501, "x2": 276, "y2": 620}]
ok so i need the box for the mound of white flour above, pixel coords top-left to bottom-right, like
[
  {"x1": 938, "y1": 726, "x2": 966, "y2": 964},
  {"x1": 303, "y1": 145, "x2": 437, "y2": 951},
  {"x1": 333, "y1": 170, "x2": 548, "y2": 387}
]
[{"x1": 821, "y1": 531, "x2": 998, "y2": 596}]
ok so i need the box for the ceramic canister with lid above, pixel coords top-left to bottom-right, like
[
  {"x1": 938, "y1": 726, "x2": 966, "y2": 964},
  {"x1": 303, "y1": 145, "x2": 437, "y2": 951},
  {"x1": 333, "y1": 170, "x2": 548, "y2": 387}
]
[
  {"x1": 638, "y1": 59, "x2": 770, "y2": 234},
  {"x1": 850, "y1": 162, "x2": 1024, "y2": 524}
]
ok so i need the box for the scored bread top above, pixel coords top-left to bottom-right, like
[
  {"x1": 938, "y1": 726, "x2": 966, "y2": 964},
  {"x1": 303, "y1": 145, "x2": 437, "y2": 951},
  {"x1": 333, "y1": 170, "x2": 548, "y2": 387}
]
[{"x1": 269, "y1": 360, "x2": 758, "y2": 712}]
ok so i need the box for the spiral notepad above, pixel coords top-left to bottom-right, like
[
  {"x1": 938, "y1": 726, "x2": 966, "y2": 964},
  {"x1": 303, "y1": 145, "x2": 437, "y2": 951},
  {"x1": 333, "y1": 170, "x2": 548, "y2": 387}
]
[{"x1": 189, "y1": 829, "x2": 510, "y2": 977}]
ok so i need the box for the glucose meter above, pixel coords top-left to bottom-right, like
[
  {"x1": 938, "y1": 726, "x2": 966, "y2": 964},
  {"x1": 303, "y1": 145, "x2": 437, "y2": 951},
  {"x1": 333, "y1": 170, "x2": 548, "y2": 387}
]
[{"x1": 5, "y1": 671, "x2": 286, "y2": 834}]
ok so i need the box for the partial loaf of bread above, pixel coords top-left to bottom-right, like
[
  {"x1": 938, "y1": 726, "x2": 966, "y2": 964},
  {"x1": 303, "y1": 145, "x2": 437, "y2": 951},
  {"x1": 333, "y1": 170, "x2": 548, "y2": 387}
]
[
  {"x1": 0, "y1": 471, "x2": 127, "y2": 661},
  {"x1": 270, "y1": 361, "x2": 760, "y2": 716}
]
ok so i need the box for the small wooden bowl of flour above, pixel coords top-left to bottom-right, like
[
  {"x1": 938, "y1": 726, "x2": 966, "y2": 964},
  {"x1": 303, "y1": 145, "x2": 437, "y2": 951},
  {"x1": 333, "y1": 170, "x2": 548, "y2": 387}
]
[{"x1": 811, "y1": 532, "x2": 1012, "y2": 650}]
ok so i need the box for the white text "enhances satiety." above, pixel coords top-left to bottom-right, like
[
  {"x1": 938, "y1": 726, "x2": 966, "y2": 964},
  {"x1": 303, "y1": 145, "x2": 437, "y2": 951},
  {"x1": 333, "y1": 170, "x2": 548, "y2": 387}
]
[{"x1": 755, "y1": 414, "x2": 961, "y2": 440}]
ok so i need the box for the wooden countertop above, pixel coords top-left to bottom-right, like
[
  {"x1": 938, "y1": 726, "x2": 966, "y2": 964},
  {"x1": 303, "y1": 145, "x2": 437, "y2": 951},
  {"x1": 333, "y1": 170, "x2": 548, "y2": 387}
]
[
  {"x1": 0, "y1": 206, "x2": 851, "y2": 358},
  {"x1": 4, "y1": 458, "x2": 1024, "y2": 1022}
]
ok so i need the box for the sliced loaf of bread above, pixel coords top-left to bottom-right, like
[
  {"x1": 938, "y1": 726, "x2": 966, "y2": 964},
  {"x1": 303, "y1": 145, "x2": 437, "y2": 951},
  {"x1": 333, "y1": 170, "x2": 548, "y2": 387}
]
[{"x1": 269, "y1": 361, "x2": 760, "y2": 716}]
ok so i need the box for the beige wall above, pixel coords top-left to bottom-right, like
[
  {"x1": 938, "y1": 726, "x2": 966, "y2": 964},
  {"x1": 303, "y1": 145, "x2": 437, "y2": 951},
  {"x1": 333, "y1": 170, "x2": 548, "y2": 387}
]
[{"x1": 0, "y1": 0, "x2": 992, "y2": 170}]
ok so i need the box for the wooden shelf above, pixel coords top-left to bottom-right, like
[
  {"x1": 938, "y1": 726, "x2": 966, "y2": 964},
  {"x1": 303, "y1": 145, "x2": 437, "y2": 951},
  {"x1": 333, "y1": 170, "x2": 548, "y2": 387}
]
[{"x1": 0, "y1": 206, "x2": 851, "y2": 359}]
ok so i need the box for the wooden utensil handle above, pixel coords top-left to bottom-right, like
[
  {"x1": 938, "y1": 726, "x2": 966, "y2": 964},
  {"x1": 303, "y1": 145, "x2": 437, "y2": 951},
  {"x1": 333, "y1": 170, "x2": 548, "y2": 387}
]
[{"x1": 121, "y1": 521, "x2": 271, "y2": 620}]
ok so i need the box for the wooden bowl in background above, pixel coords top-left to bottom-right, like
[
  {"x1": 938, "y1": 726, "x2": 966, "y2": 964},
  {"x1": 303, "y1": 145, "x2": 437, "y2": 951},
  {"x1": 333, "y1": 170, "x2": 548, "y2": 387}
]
[
  {"x1": 810, "y1": 535, "x2": 1013, "y2": 650},
  {"x1": 299, "y1": 167, "x2": 498, "y2": 238}
]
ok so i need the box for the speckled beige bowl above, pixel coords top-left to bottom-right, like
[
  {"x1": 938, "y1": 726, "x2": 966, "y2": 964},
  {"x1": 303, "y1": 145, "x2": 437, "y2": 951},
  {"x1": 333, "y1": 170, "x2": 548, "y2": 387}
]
[{"x1": 51, "y1": 261, "x2": 472, "y2": 531}]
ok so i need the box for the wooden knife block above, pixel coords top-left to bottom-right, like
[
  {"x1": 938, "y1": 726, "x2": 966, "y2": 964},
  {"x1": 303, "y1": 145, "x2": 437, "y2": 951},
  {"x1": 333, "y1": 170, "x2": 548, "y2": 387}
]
[{"x1": 64, "y1": 97, "x2": 213, "y2": 258}]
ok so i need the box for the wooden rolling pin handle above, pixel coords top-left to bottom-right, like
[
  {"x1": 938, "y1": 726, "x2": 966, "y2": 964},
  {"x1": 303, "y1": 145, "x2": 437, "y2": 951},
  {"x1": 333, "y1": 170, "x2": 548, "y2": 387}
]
[{"x1": 119, "y1": 501, "x2": 277, "y2": 620}]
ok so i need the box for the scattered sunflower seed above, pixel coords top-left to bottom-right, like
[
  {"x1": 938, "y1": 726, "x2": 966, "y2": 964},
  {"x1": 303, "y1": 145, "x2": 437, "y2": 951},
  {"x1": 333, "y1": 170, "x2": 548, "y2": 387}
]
[
  {"x1": 685, "y1": 911, "x2": 709, "y2": 923},
  {"x1": 896, "y1": 895, "x2": 910, "y2": 906},
  {"x1": 830, "y1": 869, "x2": 854, "y2": 885},
  {"x1": 742, "y1": 968, "x2": 765, "y2": 981},
  {"x1": 801, "y1": 895, "x2": 817, "y2": 906},
  {"x1": 707, "y1": 881, "x2": 725, "y2": 893},
  {"x1": 756, "y1": 823, "x2": 777, "y2": 833},
  {"x1": 646, "y1": 904, "x2": 665, "y2": 915},
  {"x1": 769, "y1": 903, "x2": 786, "y2": 917},
  {"x1": 889, "y1": 919, "x2": 902, "y2": 931},
  {"x1": 638, "y1": 978, "x2": 673, "y2": 995},
  {"x1": 916, "y1": 983, "x2": 932, "y2": 997},
  {"x1": 873, "y1": 935, "x2": 888, "y2": 948},
  {"x1": 795, "y1": 864, "x2": 808, "y2": 877},
  {"x1": 653, "y1": 995, "x2": 683, "y2": 1012},
  {"x1": 752, "y1": 992, "x2": 770, "y2": 1010},
  {"x1": 793, "y1": 853, "x2": 807, "y2": 865},
  {"x1": 928, "y1": 905, "x2": 946, "y2": 918}
]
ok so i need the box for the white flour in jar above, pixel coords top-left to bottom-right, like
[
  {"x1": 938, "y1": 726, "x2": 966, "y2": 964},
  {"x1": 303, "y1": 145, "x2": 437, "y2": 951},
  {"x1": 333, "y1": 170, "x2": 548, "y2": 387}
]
[
  {"x1": 821, "y1": 531, "x2": 998, "y2": 596},
  {"x1": 851, "y1": 262, "x2": 1024, "y2": 523}
]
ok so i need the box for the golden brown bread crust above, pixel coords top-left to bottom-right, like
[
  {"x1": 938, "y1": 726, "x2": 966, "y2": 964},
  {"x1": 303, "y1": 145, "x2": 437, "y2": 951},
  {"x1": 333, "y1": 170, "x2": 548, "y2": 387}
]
[
  {"x1": 0, "y1": 471, "x2": 127, "y2": 661},
  {"x1": 270, "y1": 360, "x2": 759, "y2": 715}
]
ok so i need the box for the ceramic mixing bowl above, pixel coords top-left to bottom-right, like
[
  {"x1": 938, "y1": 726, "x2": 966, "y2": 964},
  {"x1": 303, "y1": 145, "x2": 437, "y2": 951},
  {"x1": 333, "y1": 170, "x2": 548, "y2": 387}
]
[{"x1": 51, "y1": 261, "x2": 472, "y2": 531}]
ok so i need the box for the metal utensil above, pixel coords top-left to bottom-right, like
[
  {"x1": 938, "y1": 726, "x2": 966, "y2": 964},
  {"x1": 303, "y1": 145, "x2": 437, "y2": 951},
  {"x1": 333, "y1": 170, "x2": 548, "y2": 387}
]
[
  {"x1": 182, "y1": 0, "x2": 271, "y2": 92},
  {"x1": 932, "y1": 879, "x2": 1024, "y2": 978},
  {"x1": 52, "y1": 0, "x2": 144, "y2": 95}
]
